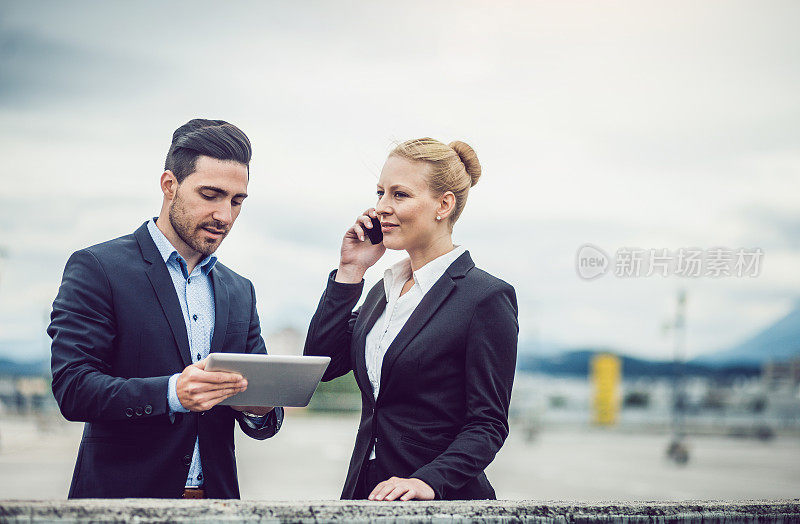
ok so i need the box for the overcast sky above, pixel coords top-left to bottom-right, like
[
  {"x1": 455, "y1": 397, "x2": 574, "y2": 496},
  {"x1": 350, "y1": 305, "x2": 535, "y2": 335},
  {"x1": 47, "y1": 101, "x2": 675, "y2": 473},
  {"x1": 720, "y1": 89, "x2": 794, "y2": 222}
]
[{"x1": 1, "y1": 1, "x2": 798, "y2": 362}]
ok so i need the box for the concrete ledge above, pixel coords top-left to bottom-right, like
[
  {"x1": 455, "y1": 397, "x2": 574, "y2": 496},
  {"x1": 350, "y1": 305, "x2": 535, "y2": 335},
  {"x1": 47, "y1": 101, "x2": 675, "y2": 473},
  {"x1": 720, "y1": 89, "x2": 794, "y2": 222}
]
[{"x1": 1, "y1": 500, "x2": 799, "y2": 523}]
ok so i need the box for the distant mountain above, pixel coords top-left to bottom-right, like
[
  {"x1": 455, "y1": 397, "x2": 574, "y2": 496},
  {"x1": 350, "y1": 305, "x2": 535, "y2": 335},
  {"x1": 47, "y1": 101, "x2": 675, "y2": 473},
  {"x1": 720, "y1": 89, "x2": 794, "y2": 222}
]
[
  {"x1": 0, "y1": 357, "x2": 49, "y2": 377},
  {"x1": 692, "y1": 305, "x2": 800, "y2": 367},
  {"x1": 519, "y1": 349, "x2": 758, "y2": 378}
]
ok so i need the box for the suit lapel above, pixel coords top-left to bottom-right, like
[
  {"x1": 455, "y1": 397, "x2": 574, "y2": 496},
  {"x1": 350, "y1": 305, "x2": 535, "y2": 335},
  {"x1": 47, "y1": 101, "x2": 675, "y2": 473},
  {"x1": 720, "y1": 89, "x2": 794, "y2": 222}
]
[
  {"x1": 136, "y1": 223, "x2": 192, "y2": 368},
  {"x1": 376, "y1": 276, "x2": 455, "y2": 401},
  {"x1": 210, "y1": 269, "x2": 229, "y2": 353},
  {"x1": 376, "y1": 250, "x2": 474, "y2": 403},
  {"x1": 354, "y1": 285, "x2": 387, "y2": 402}
]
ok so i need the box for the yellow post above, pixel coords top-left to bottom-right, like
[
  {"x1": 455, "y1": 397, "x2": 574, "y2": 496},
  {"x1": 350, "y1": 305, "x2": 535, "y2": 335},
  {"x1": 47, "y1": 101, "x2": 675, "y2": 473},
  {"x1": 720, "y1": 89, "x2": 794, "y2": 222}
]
[{"x1": 591, "y1": 353, "x2": 621, "y2": 426}]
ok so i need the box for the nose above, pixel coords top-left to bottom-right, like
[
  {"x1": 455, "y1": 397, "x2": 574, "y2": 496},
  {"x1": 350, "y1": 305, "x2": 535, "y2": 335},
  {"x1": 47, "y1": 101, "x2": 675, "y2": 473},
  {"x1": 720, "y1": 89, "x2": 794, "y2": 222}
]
[
  {"x1": 375, "y1": 193, "x2": 392, "y2": 216},
  {"x1": 212, "y1": 202, "x2": 233, "y2": 226}
]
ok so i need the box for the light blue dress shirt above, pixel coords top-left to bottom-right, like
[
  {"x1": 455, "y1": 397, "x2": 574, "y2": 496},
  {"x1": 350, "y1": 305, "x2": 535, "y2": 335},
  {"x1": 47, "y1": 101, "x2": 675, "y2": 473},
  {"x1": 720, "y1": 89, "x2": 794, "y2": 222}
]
[{"x1": 147, "y1": 219, "x2": 267, "y2": 488}]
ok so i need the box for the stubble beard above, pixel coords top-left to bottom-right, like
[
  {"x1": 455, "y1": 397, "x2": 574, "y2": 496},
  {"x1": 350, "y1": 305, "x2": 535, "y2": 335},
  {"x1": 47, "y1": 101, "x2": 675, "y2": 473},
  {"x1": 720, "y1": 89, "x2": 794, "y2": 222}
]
[{"x1": 168, "y1": 193, "x2": 226, "y2": 257}]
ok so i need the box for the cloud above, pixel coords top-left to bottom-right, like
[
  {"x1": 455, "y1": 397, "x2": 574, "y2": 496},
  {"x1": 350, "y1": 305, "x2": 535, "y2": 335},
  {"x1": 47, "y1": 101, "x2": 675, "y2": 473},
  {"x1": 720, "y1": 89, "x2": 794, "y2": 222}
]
[
  {"x1": 0, "y1": 26, "x2": 168, "y2": 108},
  {"x1": 736, "y1": 206, "x2": 800, "y2": 250},
  {"x1": 0, "y1": 0, "x2": 799, "y2": 362}
]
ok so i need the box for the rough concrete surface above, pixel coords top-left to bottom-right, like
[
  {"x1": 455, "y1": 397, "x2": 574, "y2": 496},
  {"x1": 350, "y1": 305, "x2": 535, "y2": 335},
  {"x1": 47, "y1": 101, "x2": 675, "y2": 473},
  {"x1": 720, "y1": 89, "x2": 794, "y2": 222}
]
[{"x1": 1, "y1": 499, "x2": 799, "y2": 523}]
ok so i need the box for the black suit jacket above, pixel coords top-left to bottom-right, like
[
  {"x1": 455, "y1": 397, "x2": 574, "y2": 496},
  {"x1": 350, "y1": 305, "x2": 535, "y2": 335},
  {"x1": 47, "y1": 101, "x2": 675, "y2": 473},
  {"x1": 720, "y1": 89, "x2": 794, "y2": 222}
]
[
  {"x1": 304, "y1": 251, "x2": 518, "y2": 500},
  {"x1": 48, "y1": 221, "x2": 283, "y2": 499}
]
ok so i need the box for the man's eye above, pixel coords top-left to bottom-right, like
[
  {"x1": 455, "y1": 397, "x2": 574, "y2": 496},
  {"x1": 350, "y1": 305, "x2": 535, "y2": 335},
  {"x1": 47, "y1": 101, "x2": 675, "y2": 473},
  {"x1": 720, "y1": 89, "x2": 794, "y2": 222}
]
[
  {"x1": 201, "y1": 193, "x2": 215, "y2": 200},
  {"x1": 232, "y1": 200, "x2": 243, "y2": 207}
]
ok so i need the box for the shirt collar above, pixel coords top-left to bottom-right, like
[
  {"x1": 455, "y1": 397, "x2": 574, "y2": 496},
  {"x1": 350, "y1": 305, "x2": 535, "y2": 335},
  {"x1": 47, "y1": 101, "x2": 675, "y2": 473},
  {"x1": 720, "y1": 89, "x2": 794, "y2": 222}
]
[
  {"x1": 413, "y1": 245, "x2": 466, "y2": 294},
  {"x1": 382, "y1": 245, "x2": 467, "y2": 298},
  {"x1": 382, "y1": 257, "x2": 413, "y2": 299},
  {"x1": 147, "y1": 218, "x2": 218, "y2": 276}
]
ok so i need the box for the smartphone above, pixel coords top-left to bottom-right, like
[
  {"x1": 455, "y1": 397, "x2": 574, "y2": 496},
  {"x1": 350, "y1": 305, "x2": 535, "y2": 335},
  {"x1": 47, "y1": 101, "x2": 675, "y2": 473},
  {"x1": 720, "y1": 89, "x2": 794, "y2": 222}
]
[{"x1": 365, "y1": 216, "x2": 383, "y2": 244}]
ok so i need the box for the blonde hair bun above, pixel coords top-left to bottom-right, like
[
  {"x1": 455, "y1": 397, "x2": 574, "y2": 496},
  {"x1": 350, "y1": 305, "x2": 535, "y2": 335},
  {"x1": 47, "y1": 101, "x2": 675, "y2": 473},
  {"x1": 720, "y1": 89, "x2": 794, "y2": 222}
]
[
  {"x1": 390, "y1": 137, "x2": 481, "y2": 227},
  {"x1": 449, "y1": 141, "x2": 481, "y2": 187}
]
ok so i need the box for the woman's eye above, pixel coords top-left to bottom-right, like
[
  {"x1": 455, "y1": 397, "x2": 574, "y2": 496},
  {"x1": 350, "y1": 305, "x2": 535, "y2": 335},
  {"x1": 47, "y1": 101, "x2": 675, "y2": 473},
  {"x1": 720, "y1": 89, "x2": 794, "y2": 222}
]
[
  {"x1": 376, "y1": 191, "x2": 384, "y2": 197},
  {"x1": 394, "y1": 192, "x2": 408, "y2": 198}
]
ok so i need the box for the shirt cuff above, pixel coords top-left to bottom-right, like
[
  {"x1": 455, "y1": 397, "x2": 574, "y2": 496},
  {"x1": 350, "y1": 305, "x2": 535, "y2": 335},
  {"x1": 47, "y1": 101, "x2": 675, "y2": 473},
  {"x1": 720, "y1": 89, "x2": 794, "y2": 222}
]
[
  {"x1": 326, "y1": 269, "x2": 366, "y2": 301},
  {"x1": 241, "y1": 407, "x2": 283, "y2": 430},
  {"x1": 168, "y1": 373, "x2": 190, "y2": 414},
  {"x1": 241, "y1": 411, "x2": 268, "y2": 429}
]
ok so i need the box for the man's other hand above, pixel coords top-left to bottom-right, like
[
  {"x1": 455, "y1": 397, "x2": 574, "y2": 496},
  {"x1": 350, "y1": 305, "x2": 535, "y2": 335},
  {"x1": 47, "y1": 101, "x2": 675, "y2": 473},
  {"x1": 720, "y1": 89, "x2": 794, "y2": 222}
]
[
  {"x1": 177, "y1": 358, "x2": 247, "y2": 412},
  {"x1": 229, "y1": 405, "x2": 274, "y2": 416}
]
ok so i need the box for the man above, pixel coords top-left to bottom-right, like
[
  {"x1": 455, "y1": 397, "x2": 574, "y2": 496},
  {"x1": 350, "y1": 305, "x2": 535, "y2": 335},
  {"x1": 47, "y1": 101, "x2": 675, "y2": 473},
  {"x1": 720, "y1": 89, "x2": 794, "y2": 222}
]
[{"x1": 48, "y1": 119, "x2": 283, "y2": 499}]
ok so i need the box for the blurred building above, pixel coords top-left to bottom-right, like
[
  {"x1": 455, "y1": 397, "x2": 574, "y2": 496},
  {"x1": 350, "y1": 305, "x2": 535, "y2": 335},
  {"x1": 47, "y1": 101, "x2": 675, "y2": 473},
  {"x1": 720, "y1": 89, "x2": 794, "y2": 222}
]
[
  {"x1": 510, "y1": 360, "x2": 800, "y2": 438},
  {"x1": 762, "y1": 357, "x2": 800, "y2": 390},
  {"x1": 0, "y1": 375, "x2": 52, "y2": 415}
]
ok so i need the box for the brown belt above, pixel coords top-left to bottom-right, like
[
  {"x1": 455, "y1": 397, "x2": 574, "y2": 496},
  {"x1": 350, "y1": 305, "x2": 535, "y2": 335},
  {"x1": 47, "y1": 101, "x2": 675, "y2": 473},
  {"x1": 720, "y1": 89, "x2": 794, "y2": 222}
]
[{"x1": 182, "y1": 487, "x2": 205, "y2": 499}]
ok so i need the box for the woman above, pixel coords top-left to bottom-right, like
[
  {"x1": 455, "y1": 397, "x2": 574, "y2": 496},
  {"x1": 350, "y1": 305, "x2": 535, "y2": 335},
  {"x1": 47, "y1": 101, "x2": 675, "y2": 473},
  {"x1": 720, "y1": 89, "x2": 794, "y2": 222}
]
[{"x1": 304, "y1": 138, "x2": 518, "y2": 501}]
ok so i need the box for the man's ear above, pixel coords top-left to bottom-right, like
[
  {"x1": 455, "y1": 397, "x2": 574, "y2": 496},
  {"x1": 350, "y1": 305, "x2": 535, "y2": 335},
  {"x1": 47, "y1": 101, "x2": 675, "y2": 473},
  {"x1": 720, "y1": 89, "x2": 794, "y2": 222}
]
[
  {"x1": 160, "y1": 171, "x2": 178, "y2": 200},
  {"x1": 437, "y1": 191, "x2": 456, "y2": 221}
]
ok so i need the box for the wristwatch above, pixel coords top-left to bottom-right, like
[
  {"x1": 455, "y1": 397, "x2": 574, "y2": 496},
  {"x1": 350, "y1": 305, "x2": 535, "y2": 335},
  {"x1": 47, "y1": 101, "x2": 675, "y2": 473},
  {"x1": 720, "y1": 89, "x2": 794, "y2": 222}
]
[{"x1": 242, "y1": 408, "x2": 273, "y2": 418}]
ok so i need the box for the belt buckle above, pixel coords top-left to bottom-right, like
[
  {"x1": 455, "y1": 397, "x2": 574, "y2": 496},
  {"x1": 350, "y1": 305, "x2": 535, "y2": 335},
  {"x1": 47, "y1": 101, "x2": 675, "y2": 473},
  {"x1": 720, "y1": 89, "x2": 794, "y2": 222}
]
[{"x1": 182, "y1": 487, "x2": 205, "y2": 499}]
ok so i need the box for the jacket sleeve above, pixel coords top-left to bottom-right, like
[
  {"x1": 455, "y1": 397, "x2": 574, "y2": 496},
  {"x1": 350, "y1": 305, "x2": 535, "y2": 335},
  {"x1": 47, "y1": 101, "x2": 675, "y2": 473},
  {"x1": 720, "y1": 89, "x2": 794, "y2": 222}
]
[
  {"x1": 411, "y1": 282, "x2": 519, "y2": 499},
  {"x1": 235, "y1": 280, "x2": 284, "y2": 439},
  {"x1": 303, "y1": 270, "x2": 365, "y2": 381},
  {"x1": 49, "y1": 249, "x2": 171, "y2": 422}
]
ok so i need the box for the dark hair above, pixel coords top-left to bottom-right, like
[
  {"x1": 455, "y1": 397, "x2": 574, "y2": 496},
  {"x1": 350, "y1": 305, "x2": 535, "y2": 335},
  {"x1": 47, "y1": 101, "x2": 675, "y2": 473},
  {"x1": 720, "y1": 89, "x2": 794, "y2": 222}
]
[{"x1": 165, "y1": 119, "x2": 252, "y2": 183}]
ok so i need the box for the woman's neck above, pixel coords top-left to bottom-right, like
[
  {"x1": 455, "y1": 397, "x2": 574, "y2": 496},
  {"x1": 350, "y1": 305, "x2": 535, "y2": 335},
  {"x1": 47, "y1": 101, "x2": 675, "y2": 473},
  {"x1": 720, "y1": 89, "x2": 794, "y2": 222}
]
[{"x1": 407, "y1": 231, "x2": 455, "y2": 272}]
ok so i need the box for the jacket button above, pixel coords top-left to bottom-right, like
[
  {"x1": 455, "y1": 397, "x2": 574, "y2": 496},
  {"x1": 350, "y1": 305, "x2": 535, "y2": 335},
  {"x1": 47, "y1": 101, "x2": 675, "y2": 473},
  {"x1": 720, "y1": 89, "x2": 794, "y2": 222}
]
[
  {"x1": 144, "y1": 405, "x2": 152, "y2": 415},
  {"x1": 183, "y1": 455, "x2": 191, "y2": 466},
  {"x1": 135, "y1": 407, "x2": 143, "y2": 416},
  {"x1": 125, "y1": 407, "x2": 133, "y2": 418}
]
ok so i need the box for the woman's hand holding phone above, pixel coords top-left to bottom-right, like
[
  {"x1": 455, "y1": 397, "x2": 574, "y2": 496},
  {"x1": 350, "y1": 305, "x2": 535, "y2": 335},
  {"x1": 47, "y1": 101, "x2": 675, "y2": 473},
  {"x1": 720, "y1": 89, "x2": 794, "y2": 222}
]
[{"x1": 336, "y1": 208, "x2": 385, "y2": 283}]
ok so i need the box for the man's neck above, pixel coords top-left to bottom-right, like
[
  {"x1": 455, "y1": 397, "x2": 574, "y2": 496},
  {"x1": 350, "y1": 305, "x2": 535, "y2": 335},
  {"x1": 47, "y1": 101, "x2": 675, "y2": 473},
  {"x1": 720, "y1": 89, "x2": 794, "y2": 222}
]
[{"x1": 155, "y1": 214, "x2": 203, "y2": 274}]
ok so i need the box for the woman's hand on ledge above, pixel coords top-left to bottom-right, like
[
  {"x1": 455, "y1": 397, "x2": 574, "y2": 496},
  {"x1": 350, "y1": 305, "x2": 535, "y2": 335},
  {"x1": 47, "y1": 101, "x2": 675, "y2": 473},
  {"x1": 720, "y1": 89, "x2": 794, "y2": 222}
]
[{"x1": 368, "y1": 476, "x2": 435, "y2": 501}]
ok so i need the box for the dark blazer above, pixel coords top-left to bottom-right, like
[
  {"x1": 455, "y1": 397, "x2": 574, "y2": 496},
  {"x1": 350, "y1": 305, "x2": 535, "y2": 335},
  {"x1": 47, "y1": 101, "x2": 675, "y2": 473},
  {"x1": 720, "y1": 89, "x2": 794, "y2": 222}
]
[
  {"x1": 304, "y1": 251, "x2": 518, "y2": 500},
  {"x1": 48, "y1": 221, "x2": 283, "y2": 499}
]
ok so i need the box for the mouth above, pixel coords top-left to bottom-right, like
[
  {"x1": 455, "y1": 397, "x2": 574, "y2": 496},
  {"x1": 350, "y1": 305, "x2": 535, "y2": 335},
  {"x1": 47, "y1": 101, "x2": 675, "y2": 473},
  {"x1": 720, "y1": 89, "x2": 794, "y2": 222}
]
[
  {"x1": 380, "y1": 222, "x2": 398, "y2": 233},
  {"x1": 201, "y1": 226, "x2": 227, "y2": 238}
]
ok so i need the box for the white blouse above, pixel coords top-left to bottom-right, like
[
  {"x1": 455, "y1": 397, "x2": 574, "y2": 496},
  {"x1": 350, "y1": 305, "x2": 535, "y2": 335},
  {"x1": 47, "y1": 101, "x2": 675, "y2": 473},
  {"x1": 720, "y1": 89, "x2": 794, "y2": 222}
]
[{"x1": 364, "y1": 245, "x2": 466, "y2": 459}]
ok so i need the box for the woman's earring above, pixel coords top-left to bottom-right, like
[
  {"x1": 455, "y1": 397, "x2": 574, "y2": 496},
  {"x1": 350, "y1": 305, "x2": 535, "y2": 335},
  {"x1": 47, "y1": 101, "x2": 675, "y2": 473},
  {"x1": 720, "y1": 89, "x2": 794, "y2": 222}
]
[{"x1": 436, "y1": 216, "x2": 442, "y2": 221}]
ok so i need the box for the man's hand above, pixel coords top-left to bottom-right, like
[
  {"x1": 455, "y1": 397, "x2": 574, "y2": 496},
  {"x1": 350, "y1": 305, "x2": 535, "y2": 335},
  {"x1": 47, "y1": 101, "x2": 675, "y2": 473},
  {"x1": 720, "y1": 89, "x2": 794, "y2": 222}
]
[
  {"x1": 368, "y1": 477, "x2": 435, "y2": 501},
  {"x1": 176, "y1": 358, "x2": 247, "y2": 412},
  {"x1": 229, "y1": 405, "x2": 274, "y2": 416}
]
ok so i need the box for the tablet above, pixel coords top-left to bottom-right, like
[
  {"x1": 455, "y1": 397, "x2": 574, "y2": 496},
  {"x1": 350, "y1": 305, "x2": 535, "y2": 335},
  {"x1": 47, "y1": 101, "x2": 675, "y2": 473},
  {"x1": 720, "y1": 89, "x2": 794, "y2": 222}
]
[{"x1": 205, "y1": 353, "x2": 330, "y2": 407}]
